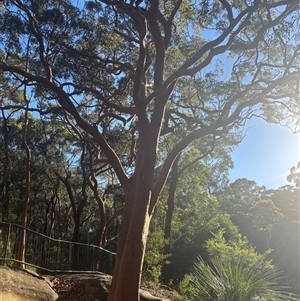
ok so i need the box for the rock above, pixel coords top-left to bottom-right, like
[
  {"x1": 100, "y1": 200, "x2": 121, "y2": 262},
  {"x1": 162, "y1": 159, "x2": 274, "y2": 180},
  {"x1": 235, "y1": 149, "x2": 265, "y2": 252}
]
[
  {"x1": 140, "y1": 290, "x2": 171, "y2": 301},
  {"x1": 0, "y1": 265, "x2": 58, "y2": 301},
  {"x1": 51, "y1": 273, "x2": 112, "y2": 301},
  {"x1": 52, "y1": 273, "x2": 171, "y2": 301},
  {"x1": 0, "y1": 266, "x2": 173, "y2": 301}
]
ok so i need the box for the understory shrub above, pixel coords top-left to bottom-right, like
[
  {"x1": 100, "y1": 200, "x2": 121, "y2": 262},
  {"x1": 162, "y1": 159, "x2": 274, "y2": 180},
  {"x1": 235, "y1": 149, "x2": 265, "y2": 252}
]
[{"x1": 179, "y1": 230, "x2": 298, "y2": 301}]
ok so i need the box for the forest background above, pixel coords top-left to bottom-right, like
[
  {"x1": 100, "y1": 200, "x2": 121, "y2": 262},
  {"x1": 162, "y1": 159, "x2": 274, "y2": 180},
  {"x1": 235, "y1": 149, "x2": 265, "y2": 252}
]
[
  {"x1": 1, "y1": 112, "x2": 299, "y2": 297},
  {"x1": 0, "y1": 0, "x2": 299, "y2": 300}
]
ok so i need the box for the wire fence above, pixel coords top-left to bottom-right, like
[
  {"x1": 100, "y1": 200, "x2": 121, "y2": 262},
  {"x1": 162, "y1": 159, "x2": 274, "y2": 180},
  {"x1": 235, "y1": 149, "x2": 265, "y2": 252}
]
[{"x1": 0, "y1": 222, "x2": 115, "y2": 274}]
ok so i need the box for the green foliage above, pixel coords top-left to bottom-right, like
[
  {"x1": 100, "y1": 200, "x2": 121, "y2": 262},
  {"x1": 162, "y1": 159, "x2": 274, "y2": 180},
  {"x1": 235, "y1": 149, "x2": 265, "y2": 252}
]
[
  {"x1": 179, "y1": 232, "x2": 297, "y2": 301},
  {"x1": 205, "y1": 230, "x2": 272, "y2": 269},
  {"x1": 178, "y1": 274, "x2": 196, "y2": 299},
  {"x1": 180, "y1": 256, "x2": 296, "y2": 301},
  {"x1": 248, "y1": 200, "x2": 283, "y2": 228},
  {"x1": 218, "y1": 178, "x2": 300, "y2": 282},
  {"x1": 216, "y1": 178, "x2": 267, "y2": 214},
  {"x1": 246, "y1": 199, "x2": 283, "y2": 252},
  {"x1": 143, "y1": 230, "x2": 170, "y2": 286},
  {"x1": 287, "y1": 162, "x2": 300, "y2": 187}
]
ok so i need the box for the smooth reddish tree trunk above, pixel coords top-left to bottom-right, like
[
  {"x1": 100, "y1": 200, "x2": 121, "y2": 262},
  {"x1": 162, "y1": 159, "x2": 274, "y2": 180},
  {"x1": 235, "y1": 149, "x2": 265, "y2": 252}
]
[
  {"x1": 107, "y1": 134, "x2": 157, "y2": 301},
  {"x1": 107, "y1": 186, "x2": 151, "y2": 301}
]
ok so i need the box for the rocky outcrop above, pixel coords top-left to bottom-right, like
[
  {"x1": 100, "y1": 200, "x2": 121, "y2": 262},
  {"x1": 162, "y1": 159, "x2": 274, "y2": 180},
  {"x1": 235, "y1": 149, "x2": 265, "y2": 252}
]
[
  {"x1": 0, "y1": 265, "x2": 172, "y2": 301},
  {"x1": 48, "y1": 273, "x2": 112, "y2": 301},
  {"x1": 0, "y1": 265, "x2": 58, "y2": 301},
  {"x1": 49, "y1": 273, "x2": 171, "y2": 301}
]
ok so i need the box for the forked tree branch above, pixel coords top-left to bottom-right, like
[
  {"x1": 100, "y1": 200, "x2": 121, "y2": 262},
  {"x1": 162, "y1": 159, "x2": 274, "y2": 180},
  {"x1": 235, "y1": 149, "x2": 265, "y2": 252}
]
[{"x1": 150, "y1": 71, "x2": 298, "y2": 212}]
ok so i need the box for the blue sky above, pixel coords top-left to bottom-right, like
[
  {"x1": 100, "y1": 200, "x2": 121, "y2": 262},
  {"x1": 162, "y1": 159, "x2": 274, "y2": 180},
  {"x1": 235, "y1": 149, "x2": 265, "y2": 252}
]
[{"x1": 229, "y1": 118, "x2": 300, "y2": 189}]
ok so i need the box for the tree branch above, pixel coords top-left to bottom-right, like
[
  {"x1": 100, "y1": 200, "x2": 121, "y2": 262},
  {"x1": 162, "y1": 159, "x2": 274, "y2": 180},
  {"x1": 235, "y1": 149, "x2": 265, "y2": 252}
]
[{"x1": 0, "y1": 64, "x2": 129, "y2": 190}]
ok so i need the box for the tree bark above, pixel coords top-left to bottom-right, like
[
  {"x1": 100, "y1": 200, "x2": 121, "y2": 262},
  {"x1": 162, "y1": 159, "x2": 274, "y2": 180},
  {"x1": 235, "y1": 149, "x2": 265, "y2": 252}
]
[
  {"x1": 107, "y1": 183, "x2": 152, "y2": 301},
  {"x1": 107, "y1": 132, "x2": 157, "y2": 301}
]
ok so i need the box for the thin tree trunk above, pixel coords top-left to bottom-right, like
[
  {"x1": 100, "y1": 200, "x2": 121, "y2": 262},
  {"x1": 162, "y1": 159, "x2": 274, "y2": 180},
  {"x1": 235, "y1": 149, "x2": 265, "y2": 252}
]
[
  {"x1": 0, "y1": 113, "x2": 11, "y2": 222},
  {"x1": 162, "y1": 154, "x2": 180, "y2": 281},
  {"x1": 57, "y1": 173, "x2": 86, "y2": 270},
  {"x1": 88, "y1": 171, "x2": 107, "y2": 270},
  {"x1": 86, "y1": 142, "x2": 111, "y2": 270},
  {"x1": 92, "y1": 205, "x2": 106, "y2": 270},
  {"x1": 164, "y1": 154, "x2": 180, "y2": 253},
  {"x1": 16, "y1": 106, "x2": 31, "y2": 269}
]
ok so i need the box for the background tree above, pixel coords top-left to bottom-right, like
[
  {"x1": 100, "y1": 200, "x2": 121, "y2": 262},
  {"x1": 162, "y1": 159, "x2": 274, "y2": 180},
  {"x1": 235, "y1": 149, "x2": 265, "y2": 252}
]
[
  {"x1": 287, "y1": 162, "x2": 300, "y2": 187},
  {"x1": 247, "y1": 199, "x2": 283, "y2": 252},
  {"x1": 216, "y1": 175, "x2": 299, "y2": 288},
  {"x1": 158, "y1": 138, "x2": 236, "y2": 283},
  {"x1": 16, "y1": 92, "x2": 31, "y2": 269},
  {"x1": 216, "y1": 178, "x2": 266, "y2": 215}
]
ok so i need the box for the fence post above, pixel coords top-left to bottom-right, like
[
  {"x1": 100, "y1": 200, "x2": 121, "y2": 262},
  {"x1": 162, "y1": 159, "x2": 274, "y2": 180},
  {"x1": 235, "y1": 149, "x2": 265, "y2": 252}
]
[
  {"x1": 40, "y1": 235, "x2": 45, "y2": 270},
  {"x1": 86, "y1": 244, "x2": 89, "y2": 271},
  {"x1": 55, "y1": 240, "x2": 60, "y2": 272},
  {"x1": 92, "y1": 245, "x2": 95, "y2": 272},
  {"x1": 3, "y1": 223, "x2": 11, "y2": 266}
]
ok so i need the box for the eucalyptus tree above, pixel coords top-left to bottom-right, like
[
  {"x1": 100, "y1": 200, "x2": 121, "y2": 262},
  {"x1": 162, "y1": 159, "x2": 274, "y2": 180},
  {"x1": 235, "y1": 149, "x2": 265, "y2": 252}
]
[
  {"x1": 0, "y1": 113, "x2": 39, "y2": 224},
  {"x1": 247, "y1": 199, "x2": 283, "y2": 252},
  {"x1": 158, "y1": 136, "x2": 235, "y2": 281},
  {"x1": 0, "y1": 79, "x2": 24, "y2": 221},
  {"x1": 0, "y1": 0, "x2": 299, "y2": 299},
  {"x1": 267, "y1": 181, "x2": 300, "y2": 281},
  {"x1": 287, "y1": 161, "x2": 300, "y2": 187},
  {"x1": 0, "y1": 109, "x2": 18, "y2": 221},
  {"x1": 215, "y1": 178, "x2": 267, "y2": 214},
  {"x1": 217, "y1": 178, "x2": 299, "y2": 282}
]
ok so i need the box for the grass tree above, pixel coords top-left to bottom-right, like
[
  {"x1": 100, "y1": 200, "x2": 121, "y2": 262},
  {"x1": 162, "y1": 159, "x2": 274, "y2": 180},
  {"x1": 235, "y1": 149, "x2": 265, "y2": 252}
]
[
  {"x1": 179, "y1": 231, "x2": 298, "y2": 301},
  {"x1": 181, "y1": 256, "x2": 298, "y2": 301}
]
